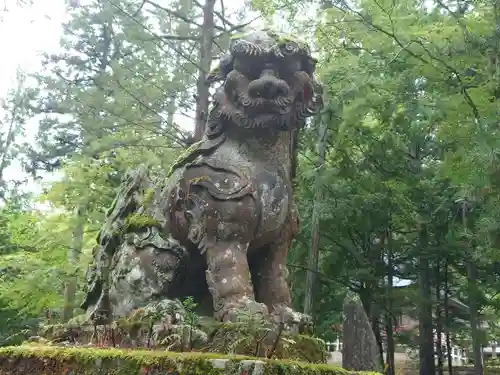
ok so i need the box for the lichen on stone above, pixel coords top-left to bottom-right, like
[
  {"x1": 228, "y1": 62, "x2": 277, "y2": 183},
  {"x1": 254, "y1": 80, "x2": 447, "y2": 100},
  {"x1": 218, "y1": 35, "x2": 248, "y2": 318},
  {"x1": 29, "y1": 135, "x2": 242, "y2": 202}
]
[
  {"x1": 142, "y1": 188, "x2": 156, "y2": 207},
  {"x1": 167, "y1": 140, "x2": 204, "y2": 177},
  {"x1": 189, "y1": 176, "x2": 211, "y2": 185}
]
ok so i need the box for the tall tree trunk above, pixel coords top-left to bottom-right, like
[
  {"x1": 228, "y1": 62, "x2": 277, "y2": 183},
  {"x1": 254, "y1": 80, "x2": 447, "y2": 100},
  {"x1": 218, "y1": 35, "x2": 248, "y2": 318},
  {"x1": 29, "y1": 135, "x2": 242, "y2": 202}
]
[
  {"x1": 0, "y1": 73, "x2": 26, "y2": 201},
  {"x1": 436, "y1": 260, "x2": 444, "y2": 375},
  {"x1": 372, "y1": 307, "x2": 386, "y2": 369},
  {"x1": 418, "y1": 223, "x2": 435, "y2": 375},
  {"x1": 193, "y1": 0, "x2": 216, "y2": 141},
  {"x1": 444, "y1": 257, "x2": 453, "y2": 375},
  {"x1": 468, "y1": 260, "x2": 483, "y2": 375},
  {"x1": 165, "y1": 53, "x2": 180, "y2": 137},
  {"x1": 385, "y1": 229, "x2": 395, "y2": 375},
  {"x1": 61, "y1": 14, "x2": 111, "y2": 321},
  {"x1": 463, "y1": 201, "x2": 484, "y2": 375},
  {"x1": 304, "y1": 119, "x2": 328, "y2": 316},
  {"x1": 62, "y1": 205, "x2": 85, "y2": 322}
]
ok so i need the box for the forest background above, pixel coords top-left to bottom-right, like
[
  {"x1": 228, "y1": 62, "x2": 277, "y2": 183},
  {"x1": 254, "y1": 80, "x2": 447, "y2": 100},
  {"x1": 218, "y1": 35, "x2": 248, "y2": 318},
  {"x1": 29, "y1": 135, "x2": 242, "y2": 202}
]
[{"x1": 0, "y1": 0, "x2": 499, "y2": 375}]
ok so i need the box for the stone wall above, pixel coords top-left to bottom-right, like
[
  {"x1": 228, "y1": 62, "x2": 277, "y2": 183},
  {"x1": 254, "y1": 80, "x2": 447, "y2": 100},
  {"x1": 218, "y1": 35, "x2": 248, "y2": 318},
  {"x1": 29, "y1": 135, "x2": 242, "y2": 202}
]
[
  {"x1": 0, "y1": 345, "x2": 382, "y2": 375},
  {"x1": 445, "y1": 367, "x2": 500, "y2": 375}
]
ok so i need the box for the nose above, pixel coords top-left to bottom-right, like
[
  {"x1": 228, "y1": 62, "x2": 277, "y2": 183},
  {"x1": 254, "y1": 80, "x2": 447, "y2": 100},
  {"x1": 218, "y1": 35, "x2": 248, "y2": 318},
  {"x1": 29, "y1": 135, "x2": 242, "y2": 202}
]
[{"x1": 248, "y1": 70, "x2": 289, "y2": 100}]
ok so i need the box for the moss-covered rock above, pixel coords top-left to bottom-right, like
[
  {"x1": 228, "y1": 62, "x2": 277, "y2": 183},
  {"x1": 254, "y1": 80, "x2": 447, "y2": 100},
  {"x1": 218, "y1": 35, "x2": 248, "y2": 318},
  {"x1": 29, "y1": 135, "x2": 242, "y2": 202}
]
[
  {"x1": 0, "y1": 345, "x2": 381, "y2": 375},
  {"x1": 34, "y1": 313, "x2": 323, "y2": 364},
  {"x1": 200, "y1": 322, "x2": 326, "y2": 363}
]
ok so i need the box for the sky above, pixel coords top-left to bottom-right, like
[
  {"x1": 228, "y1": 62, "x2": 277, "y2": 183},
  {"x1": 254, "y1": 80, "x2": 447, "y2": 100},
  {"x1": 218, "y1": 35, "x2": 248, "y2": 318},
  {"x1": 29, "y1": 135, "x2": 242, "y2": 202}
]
[
  {"x1": 0, "y1": 0, "x2": 67, "y2": 115},
  {"x1": 0, "y1": 0, "x2": 68, "y2": 193}
]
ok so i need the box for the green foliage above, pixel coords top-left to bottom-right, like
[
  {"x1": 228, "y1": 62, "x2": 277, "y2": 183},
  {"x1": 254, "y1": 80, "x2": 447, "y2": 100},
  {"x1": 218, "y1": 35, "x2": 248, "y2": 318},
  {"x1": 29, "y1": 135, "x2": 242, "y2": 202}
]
[{"x1": 183, "y1": 296, "x2": 200, "y2": 331}]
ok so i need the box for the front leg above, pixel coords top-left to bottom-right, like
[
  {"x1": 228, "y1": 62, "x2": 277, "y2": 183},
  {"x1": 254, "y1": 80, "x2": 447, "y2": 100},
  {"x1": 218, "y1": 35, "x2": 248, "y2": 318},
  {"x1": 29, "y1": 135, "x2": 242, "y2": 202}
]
[
  {"x1": 205, "y1": 241, "x2": 268, "y2": 322},
  {"x1": 253, "y1": 205, "x2": 311, "y2": 330}
]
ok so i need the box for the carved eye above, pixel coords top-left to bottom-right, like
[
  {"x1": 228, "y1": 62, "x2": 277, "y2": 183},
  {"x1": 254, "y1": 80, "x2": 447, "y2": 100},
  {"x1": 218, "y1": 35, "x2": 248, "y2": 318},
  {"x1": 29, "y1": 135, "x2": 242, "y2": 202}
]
[
  {"x1": 185, "y1": 210, "x2": 194, "y2": 220},
  {"x1": 172, "y1": 190, "x2": 184, "y2": 211},
  {"x1": 283, "y1": 41, "x2": 299, "y2": 55},
  {"x1": 233, "y1": 58, "x2": 260, "y2": 80},
  {"x1": 279, "y1": 58, "x2": 302, "y2": 78}
]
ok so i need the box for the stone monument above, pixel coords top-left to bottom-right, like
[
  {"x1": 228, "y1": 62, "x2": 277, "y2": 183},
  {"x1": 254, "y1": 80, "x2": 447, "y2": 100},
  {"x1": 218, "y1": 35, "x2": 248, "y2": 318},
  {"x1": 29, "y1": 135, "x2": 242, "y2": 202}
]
[
  {"x1": 80, "y1": 29, "x2": 324, "y2": 329},
  {"x1": 342, "y1": 292, "x2": 382, "y2": 372}
]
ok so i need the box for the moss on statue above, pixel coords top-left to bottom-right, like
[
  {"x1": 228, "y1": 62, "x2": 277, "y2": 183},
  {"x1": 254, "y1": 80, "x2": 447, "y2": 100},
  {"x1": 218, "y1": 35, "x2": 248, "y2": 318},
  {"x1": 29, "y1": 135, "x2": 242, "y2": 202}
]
[
  {"x1": 167, "y1": 140, "x2": 204, "y2": 177},
  {"x1": 142, "y1": 188, "x2": 156, "y2": 207},
  {"x1": 124, "y1": 213, "x2": 161, "y2": 231},
  {"x1": 263, "y1": 29, "x2": 309, "y2": 52},
  {"x1": 0, "y1": 345, "x2": 382, "y2": 375},
  {"x1": 230, "y1": 29, "x2": 310, "y2": 55},
  {"x1": 276, "y1": 36, "x2": 308, "y2": 51}
]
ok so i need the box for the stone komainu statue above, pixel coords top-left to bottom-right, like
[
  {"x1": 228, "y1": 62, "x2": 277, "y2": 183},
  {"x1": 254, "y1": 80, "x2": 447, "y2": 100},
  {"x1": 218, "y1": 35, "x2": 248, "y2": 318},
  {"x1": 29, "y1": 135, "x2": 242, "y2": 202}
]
[{"x1": 81, "y1": 29, "x2": 324, "y2": 327}]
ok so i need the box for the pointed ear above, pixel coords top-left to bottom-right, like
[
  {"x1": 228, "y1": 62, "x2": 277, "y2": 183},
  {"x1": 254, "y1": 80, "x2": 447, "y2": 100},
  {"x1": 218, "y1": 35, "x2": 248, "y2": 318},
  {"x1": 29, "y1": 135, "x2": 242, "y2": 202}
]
[
  {"x1": 305, "y1": 77, "x2": 324, "y2": 116},
  {"x1": 312, "y1": 76, "x2": 323, "y2": 96}
]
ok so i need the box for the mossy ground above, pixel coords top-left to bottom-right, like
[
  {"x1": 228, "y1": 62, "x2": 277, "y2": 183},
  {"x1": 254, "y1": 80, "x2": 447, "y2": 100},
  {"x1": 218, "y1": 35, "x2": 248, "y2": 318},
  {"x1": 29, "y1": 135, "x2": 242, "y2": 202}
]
[
  {"x1": 0, "y1": 345, "x2": 381, "y2": 375},
  {"x1": 200, "y1": 323, "x2": 327, "y2": 363}
]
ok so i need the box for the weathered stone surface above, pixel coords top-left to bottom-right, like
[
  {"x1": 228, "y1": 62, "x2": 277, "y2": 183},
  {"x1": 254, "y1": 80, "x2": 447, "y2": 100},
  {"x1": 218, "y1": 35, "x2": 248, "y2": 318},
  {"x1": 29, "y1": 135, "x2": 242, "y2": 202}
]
[
  {"x1": 80, "y1": 29, "x2": 323, "y2": 330},
  {"x1": 0, "y1": 346, "x2": 381, "y2": 375},
  {"x1": 342, "y1": 292, "x2": 382, "y2": 372}
]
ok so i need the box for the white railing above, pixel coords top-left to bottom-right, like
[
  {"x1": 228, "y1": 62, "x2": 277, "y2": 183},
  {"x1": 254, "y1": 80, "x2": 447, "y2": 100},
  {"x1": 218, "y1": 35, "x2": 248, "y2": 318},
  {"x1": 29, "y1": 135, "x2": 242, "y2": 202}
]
[
  {"x1": 444, "y1": 345, "x2": 469, "y2": 365},
  {"x1": 325, "y1": 340, "x2": 469, "y2": 366},
  {"x1": 325, "y1": 338, "x2": 343, "y2": 353}
]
